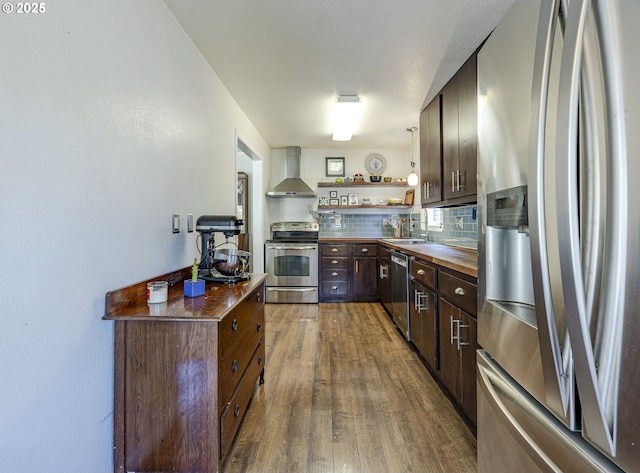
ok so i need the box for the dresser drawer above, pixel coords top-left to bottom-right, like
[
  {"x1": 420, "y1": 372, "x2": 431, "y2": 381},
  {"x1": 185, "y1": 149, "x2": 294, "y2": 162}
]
[
  {"x1": 321, "y1": 280, "x2": 348, "y2": 296},
  {"x1": 219, "y1": 286, "x2": 264, "y2": 362},
  {"x1": 353, "y1": 243, "x2": 378, "y2": 257},
  {"x1": 220, "y1": 338, "x2": 265, "y2": 461},
  {"x1": 321, "y1": 268, "x2": 348, "y2": 282},
  {"x1": 219, "y1": 309, "x2": 264, "y2": 406},
  {"x1": 321, "y1": 244, "x2": 348, "y2": 257},
  {"x1": 439, "y1": 271, "x2": 477, "y2": 315},
  {"x1": 321, "y1": 256, "x2": 348, "y2": 270},
  {"x1": 411, "y1": 259, "x2": 437, "y2": 289}
]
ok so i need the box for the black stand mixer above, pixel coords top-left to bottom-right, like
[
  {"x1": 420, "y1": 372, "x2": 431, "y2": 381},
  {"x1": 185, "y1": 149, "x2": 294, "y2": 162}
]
[{"x1": 195, "y1": 215, "x2": 251, "y2": 284}]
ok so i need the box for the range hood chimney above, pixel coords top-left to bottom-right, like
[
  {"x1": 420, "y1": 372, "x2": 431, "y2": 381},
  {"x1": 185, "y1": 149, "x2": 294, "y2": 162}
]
[{"x1": 266, "y1": 146, "x2": 316, "y2": 198}]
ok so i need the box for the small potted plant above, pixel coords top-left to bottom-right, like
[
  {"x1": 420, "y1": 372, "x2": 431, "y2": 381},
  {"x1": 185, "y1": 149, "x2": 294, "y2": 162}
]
[{"x1": 184, "y1": 258, "x2": 205, "y2": 297}]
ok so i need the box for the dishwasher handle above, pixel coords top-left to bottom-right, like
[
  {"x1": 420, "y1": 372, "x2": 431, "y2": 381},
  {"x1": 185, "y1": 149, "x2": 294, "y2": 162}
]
[{"x1": 391, "y1": 254, "x2": 407, "y2": 267}]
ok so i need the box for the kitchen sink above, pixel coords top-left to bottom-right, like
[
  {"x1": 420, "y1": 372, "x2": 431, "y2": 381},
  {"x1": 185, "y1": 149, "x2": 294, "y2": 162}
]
[{"x1": 382, "y1": 238, "x2": 426, "y2": 244}]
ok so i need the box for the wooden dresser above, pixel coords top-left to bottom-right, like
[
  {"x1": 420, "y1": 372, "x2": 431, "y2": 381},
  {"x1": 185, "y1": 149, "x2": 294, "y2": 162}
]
[{"x1": 103, "y1": 269, "x2": 267, "y2": 473}]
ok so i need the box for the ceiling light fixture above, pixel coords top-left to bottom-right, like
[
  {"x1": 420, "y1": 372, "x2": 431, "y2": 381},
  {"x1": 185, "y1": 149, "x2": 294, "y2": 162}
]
[
  {"x1": 332, "y1": 95, "x2": 363, "y2": 141},
  {"x1": 407, "y1": 126, "x2": 419, "y2": 186}
]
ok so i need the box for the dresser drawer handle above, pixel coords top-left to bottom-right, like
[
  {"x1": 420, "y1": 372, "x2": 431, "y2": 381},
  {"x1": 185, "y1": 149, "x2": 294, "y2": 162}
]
[
  {"x1": 256, "y1": 292, "x2": 262, "y2": 302},
  {"x1": 258, "y1": 355, "x2": 263, "y2": 365},
  {"x1": 455, "y1": 287, "x2": 465, "y2": 296},
  {"x1": 257, "y1": 322, "x2": 262, "y2": 332},
  {"x1": 331, "y1": 247, "x2": 339, "y2": 252},
  {"x1": 331, "y1": 271, "x2": 338, "y2": 276},
  {"x1": 231, "y1": 319, "x2": 238, "y2": 331},
  {"x1": 361, "y1": 248, "x2": 368, "y2": 253},
  {"x1": 234, "y1": 404, "x2": 240, "y2": 417},
  {"x1": 417, "y1": 269, "x2": 425, "y2": 275},
  {"x1": 231, "y1": 359, "x2": 238, "y2": 373},
  {"x1": 331, "y1": 285, "x2": 338, "y2": 291},
  {"x1": 331, "y1": 260, "x2": 338, "y2": 264}
]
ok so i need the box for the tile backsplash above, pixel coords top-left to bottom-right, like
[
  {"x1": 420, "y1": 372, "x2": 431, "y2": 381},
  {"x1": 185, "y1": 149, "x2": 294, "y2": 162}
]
[
  {"x1": 427, "y1": 205, "x2": 478, "y2": 249},
  {"x1": 317, "y1": 205, "x2": 478, "y2": 249}
]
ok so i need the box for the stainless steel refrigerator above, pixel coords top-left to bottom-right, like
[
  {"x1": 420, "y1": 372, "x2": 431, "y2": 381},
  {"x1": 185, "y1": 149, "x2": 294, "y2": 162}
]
[{"x1": 477, "y1": 0, "x2": 639, "y2": 471}]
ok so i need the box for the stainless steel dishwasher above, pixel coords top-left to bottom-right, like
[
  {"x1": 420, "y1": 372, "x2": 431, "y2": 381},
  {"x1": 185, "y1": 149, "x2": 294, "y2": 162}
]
[{"x1": 391, "y1": 251, "x2": 412, "y2": 341}]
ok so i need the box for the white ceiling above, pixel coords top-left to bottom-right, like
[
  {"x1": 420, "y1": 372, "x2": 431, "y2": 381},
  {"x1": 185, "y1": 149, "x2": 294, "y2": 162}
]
[{"x1": 163, "y1": 0, "x2": 515, "y2": 150}]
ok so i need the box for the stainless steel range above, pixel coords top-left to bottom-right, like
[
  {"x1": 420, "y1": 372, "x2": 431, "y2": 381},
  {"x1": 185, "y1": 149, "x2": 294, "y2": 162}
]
[{"x1": 265, "y1": 222, "x2": 319, "y2": 303}]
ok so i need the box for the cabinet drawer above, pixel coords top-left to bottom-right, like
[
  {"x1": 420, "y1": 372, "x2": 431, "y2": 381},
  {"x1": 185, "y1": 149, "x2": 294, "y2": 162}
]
[
  {"x1": 321, "y1": 256, "x2": 348, "y2": 270},
  {"x1": 321, "y1": 244, "x2": 348, "y2": 257},
  {"x1": 321, "y1": 268, "x2": 348, "y2": 282},
  {"x1": 219, "y1": 309, "x2": 265, "y2": 406},
  {"x1": 411, "y1": 259, "x2": 437, "y2": 289},
  {"x1": 220, "y1": 338, "x2": 265, "y2": 462},
  {"x1": 439, "y1": 271, "x2": 477, "y2": 315},
  {"x1": 353, "y1": 243, "x2": 378, "y2": 257},
  {"x1": 219, "y1": 286, "x2": 264, "y2": 362},
  {"x1": 321, "y1": 280, "x2": 348, "y2": 296}
]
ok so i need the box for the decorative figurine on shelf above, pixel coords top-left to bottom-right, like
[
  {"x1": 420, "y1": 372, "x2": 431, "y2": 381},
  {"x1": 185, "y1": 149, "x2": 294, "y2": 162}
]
[
  {"x1": 184, "y1": 257, "x2": 206, "y2": 297},
  {"x1": 354, "y1": 173, "x2": 365, "y2": 183}
]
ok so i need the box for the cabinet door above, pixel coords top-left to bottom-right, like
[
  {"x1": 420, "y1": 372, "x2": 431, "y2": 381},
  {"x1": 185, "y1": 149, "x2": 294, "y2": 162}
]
[
  {"x1": 460, "y1": 312, "x2": 477, "y2": 425},
  {"x1": 409, "y1": 280, "x2": 424, "y2": 355},
  {"x1": 420, "y1": 96, "x2": 442, "y2": 205},
  {"x1": 438, "y1": 298, "x2": 462, "y2": 404},
  {"x1": 378, "y1": 257, "x2": 392, "y2": 315},
  {"x1": 441, "y1": 74, "x2": 459, "y2": 201},
  {"x1": 456, "y1": 53, "x2": 477, "y2": 199},
  {"x1": 421, "y1": 287, "x2": 438, "y2": 370},
  {"x1": 353, "y1": 256, "x2": 377, "y2": 297}
]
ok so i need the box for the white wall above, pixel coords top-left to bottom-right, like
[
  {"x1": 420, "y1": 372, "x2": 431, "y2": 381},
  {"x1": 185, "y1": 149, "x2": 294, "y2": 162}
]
[
  {"x1": 0, "y1": 1, "x2": 269, "y2": 471},
  {"x1": 266, "y1": 147, "x2": 418, "y2": 224}
]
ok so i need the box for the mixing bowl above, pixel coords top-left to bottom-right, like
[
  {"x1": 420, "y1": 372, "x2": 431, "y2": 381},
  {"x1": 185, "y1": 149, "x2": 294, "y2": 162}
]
[{"x1": 212, "y1": 249, "x2": 251, "y2": 276}]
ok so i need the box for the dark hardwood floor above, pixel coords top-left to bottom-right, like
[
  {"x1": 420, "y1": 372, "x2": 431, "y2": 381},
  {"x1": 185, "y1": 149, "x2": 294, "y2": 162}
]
[{"x1": 223, "y1": 302, "x2": 477, "y2": 473}]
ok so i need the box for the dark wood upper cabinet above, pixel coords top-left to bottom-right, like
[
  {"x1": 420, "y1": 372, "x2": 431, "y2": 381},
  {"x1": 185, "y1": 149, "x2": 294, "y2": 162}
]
[
  {"x1": 421, "y1": 52, "x2": 477, "y2": 207},
  {"x1": 420, "y1": 95, "x2": 442, "y2": 205}
]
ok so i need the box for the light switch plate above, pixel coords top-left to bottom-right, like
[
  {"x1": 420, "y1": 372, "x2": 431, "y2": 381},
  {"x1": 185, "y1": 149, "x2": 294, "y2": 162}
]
[
  {"x1": 187, "y1": 214, "x2": 193, "y2": 233},
  {"x1": 172, "y1": 213, "x2": 180, "y2": 233}
]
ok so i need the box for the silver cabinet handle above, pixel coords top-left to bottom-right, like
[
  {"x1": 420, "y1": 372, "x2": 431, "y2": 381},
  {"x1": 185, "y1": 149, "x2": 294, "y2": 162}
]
[
  {"x1": 450, "y1": 316, "x2": 457, "y2": 345},
  {"x1": 331, "y1": 285, "x2": 338, "y2": 290},
  {"x1": 355, "y1": 261, "x2": 359, "y2": 273},
  {"x1": 361, "y1": 248, "x2": 368, "y2": 253},
  {"x1": 457, "y1": 321, "x2": 470, "y2": 351},
  {"x1": 331, "y1": 260, "x2": 338, "y2": 264},
  {"x1": 455, "y1": 287, "x2": 465, "y2": 296},
  {"x1": 331, "y1": 247, "x2": 339, "y2": 252},
  {"x1": 331, "y1": 271, "x2": 338, "y2": 276},
  {"x1": 417, "y1": 269, "x2": 425, "y2": 275}
]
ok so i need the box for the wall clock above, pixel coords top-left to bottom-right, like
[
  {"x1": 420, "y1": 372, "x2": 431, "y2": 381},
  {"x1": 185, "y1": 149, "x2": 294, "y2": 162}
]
[{"x1": 365, "y1": 153, "x2": 387, "y2": 174}]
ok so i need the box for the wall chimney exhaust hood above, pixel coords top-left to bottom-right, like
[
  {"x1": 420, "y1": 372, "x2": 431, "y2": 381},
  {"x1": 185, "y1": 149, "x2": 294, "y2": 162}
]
[{"x1": 266, "y1": 146, "x2": 316, "y2": 198}]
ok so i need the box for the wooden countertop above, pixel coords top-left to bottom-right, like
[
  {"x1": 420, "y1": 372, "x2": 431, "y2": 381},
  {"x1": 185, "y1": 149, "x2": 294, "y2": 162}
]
[
  {"x1": 102, "y1": 271, "x2": 268, "y2": 321},
  {"x1": 319, "y1": 238, "x2": 478, "y2": 278}
]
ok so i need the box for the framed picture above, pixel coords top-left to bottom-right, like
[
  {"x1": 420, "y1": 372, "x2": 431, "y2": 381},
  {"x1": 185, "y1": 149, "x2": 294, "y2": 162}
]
[
  {"x1": 318, "y1": 196, "x2": 329, "y2": 206},
  {"x1": 329, "y1": 198, "x2": 340, "y2": 206},
  {"x1": 329, "y1": 190, "x2": 338, "y2": 198},
  {"x1": 348, "y1": 193, "x2": 359, "y2": 205},
  {"x1": 326, "y1": 157, "x2": 345, "y2": 177},
  {"x1": 340, "y1": 195, "x2": 348, "y2": 206}
]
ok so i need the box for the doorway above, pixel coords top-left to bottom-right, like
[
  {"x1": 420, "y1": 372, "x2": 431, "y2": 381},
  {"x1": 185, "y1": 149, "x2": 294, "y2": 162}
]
[{"x1": 236, "y1": 136, "x2": 265, "y2": 272}]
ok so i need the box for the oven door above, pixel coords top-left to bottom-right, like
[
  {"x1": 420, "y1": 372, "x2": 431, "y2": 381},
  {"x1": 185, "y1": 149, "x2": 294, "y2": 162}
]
[{"x1": 265, "y1": 243, "x2": 318, "y2": 288}]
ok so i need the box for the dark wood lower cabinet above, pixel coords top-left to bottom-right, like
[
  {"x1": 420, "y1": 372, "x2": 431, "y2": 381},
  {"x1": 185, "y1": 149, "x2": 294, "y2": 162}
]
[
  {"x1": 410, "y1": 279, "x2": 438, "y2": 370},
  {"x1": 320, "y1": 241, "x2": 378, "y2": 301},
  {"x1": 377, "y1": 246, "x2": 392, "y2": 314},
  {"x1": 438, "y1": 298, "x2": 478, "y2": 426}
]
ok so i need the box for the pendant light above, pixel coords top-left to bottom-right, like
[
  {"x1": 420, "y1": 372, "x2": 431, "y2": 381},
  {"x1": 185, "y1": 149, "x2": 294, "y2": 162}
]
[{"x1": 407, "y1": 126, "x2": 419, "y2": 186}]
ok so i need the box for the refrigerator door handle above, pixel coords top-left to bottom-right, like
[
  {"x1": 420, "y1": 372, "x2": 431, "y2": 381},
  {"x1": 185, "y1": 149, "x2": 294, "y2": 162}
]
[
  {"x1": 556, "y1": 0, "x2": 628, "y2": 456},
  {"x1": 527, "y1": 0, "x2": 574, "y2": 422}
]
